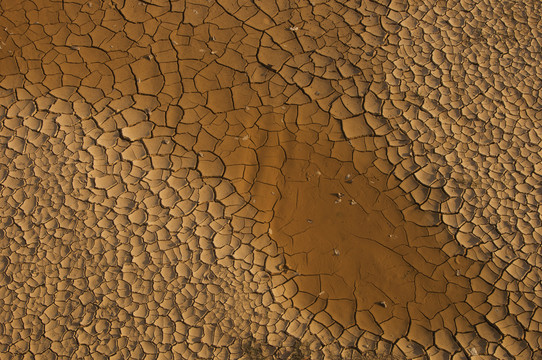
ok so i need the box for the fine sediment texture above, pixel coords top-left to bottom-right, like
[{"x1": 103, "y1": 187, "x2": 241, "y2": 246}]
[{"x1": 1, "y1": 0, "x2": 542, "y2": 359}]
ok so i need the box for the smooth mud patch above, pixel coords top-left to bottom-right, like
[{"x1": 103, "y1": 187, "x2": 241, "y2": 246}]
[{"x1": 272, "y1": 151, "x2": 473, "y2": 340}]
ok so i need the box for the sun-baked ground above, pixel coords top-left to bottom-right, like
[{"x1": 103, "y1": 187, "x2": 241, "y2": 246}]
[{"x1": 1, "y1": 0, "x2": 542, "y2": 359}]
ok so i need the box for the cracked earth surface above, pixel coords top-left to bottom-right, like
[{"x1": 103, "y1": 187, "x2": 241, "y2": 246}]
[{"x1": 1, "y1": 0, "x2": 542, "y2": 359}]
